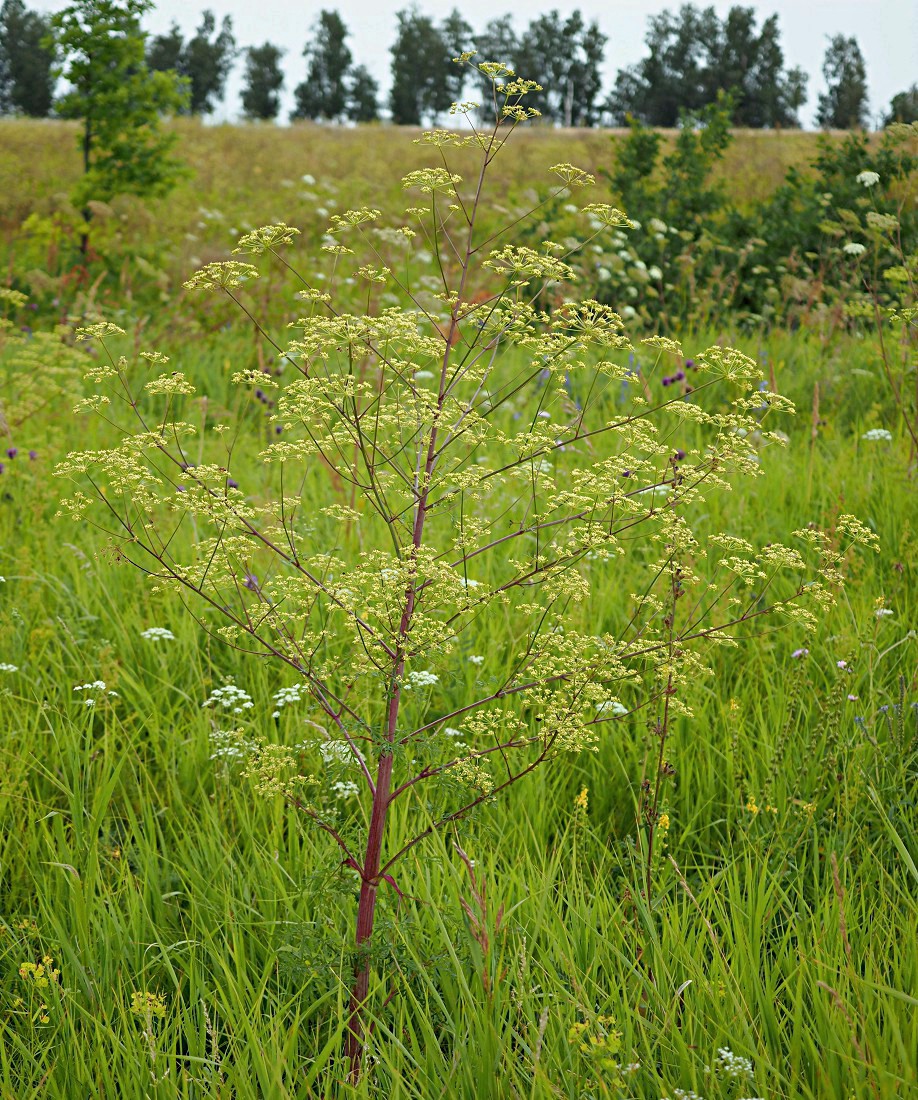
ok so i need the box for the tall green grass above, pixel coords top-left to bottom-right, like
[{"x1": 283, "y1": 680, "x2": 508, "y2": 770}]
[{"x1": 0, "y1": 316, "x2": 915, "y2": 1096}]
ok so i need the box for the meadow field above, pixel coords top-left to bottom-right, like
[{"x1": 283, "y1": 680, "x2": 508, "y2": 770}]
[{"x1": 0, "y1": 117, "x2": 916, "y2": 1100}]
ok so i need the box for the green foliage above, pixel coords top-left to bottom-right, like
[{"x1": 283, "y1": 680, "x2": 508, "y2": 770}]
[
  {"x1": 608, "y1": 3, "x2": 807, "y2": 128},
  {"x1": 886, "y1": 84, "x2": 918, "y2": 126},
  {"x1": 53, "y1": 61, "x2": 882, "y2": 1082},
  {"x1": 292, "y1": 9, "x2": 353, "y2": 123},
  {"x1": 0, "y1": 0, "x2": 55, "y2": 117},
  {"x1": 51, "y1": 0, "x2": 188, "y2": 211},
  {"x1": 389, "y1": 7, "x2": 452, "y2": 126},
  {"x1": 590, "y1": 110, "x2": 918, "y2": 330},
  {"x1": 516, "y1": 10, "x2": 606, "y2": 127},
  {"x1": 241, "y1": 42, "x2": 284, "y2": 122},
  {"x1": 346, "y1": 64, "x2": 380, "y2": 123},
  {"x1": 147, "y1": 9, "x2": 236, "y2": 116},
  {"x1": 817, "y1": 34, "x2": 869, "y2": 130},
  {"x1": 0, "y1": 315, "x2": 916, "y2": 1096}
]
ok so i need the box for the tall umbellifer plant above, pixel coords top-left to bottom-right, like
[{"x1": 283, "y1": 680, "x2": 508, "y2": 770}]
[{"x1": 56, "y1": 60, "x2": 876, "y2": 1079}]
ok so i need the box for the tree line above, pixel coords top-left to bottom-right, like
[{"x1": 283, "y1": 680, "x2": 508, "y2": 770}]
[{"x1": 1, "y1": 0, "x2": 916, "y2": 128}]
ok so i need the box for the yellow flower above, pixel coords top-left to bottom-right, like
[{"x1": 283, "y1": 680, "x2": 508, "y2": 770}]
[
  {"x1": 658, "y1": 812, "x2": 670, "y2": 832},
  {"x1": 130, "y1": 990, "x2": 167, "y2": 1020},
  {"x1": 574, "y1": 787, "x2": 589, "y2": 812}
]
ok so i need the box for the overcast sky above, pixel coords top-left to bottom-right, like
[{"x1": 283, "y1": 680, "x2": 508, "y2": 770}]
[{"x1": 45, "y1": 0, "x2": 918, "y2": 127}]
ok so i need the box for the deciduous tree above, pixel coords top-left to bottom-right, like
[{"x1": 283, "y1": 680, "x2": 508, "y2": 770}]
[
  {"x1": 292, "y1": 10, "x2": 352, "y2": 122},
  {"x1": 241, "y1": 42, "x2": 284, "y2": 121},
  {"x1": 346, "y1": 63, "x2": 379, "y2": 123},
  {"x1": 608, "y1": 4, "x2": 807, "y2": 128},
  {"x1": 885, "y1": 85, "x2": 918, "y2": 126},
  {"x1": 816, "y1": 34, "x2": 868, "y2": 130},
  {"x1": 389, "y1": 7, "x2": 451, "y2": 125},
  {"x1": 147, "y1": 9, "x2": 236, "y2": 116},
  {"x1": 51, "y1": 0, "x2": 187, "y2": 252},
  {"x1": 0, "y1": 0, "x2": 56, "y2": 116}
]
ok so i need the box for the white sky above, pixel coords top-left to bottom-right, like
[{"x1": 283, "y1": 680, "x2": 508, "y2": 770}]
[{"x1": 44, "y1": 0, "x2": 918, "y2": 127}]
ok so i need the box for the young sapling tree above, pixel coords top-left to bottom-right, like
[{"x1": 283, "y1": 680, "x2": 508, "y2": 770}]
[{"x1": 50, "y1": 0, "x2": 188, "y2": 257}]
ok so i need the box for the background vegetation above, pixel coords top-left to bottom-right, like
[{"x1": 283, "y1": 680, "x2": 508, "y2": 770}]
[{"x1": 0, "y1": 7, "x2": 916, "y2": 1099}]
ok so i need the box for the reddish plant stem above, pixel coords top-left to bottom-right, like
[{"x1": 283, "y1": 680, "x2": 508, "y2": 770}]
[{"x1": 344, "y1": 127, "x2": 496, "y2": 1084}]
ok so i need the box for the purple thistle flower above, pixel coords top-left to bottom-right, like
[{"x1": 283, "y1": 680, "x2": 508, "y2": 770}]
[
  {"x1": 675, "y1": 449, "x2": 686, "y2": 461},
  {"x1": 275, "y1": 425, "x2": 283, "y2": 435},
  {"x1": 791, "y1": 647, "x2": 809, "y2": 659},
  {"x1": 254, "y1": 389, "x2": 264, "y2": 400},
  {"x1": 28, "y1": 450, "x2": 37, "y2": 460},
  {"x1": 621, "y1": 469, "x2": 632, "y2": 478},
  {"x1": 227, "y1": 477, "x2": 239, "y2": 489},
  {"x1": 176, "y1": 485, "x2": 186, "y2": 493},
  {"x1": 684, "y1": 359, "x2": 695, "y2": 370},
  {"x1": 6, "y1": 447, "x2": 17, "y2": 459},
  {"x1": 0, "y1": 463, "x2": 4, "y2": 475},
  {"x1": 243, "y1": 571, "x2": 259, "y2": 592},
  {"x1": 674, "y1": 370, "x2": 685, "y2": 381},
  {"x1": 662, "y1": 377, "x2": 672, "y2": 387}
]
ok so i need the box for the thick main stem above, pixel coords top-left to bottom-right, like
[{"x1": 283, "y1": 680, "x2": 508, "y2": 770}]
[{"x1": 344, "y1": 132, "x2": 495, "y2": 1082}]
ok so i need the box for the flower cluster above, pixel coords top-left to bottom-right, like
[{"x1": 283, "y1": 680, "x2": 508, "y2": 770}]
[
  {"x1": 74, "y1": 680, "x2": 118, "y2": 705},
  {"x1": 202, "y1": 683, "x2": 254, "y2": 714},
  {"x1": 130, "y1": 991, "x2": 167, "y2": 1021}
]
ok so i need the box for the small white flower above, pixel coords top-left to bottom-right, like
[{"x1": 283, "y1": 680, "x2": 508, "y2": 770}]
[
  {"x1": 444, "y1": 727, "x2": 463, "y2": 737},
  {"x1": 332, "y1": 780, "x2": 359, "y2": 799},
  {"x1": 273, "y1": 683, "x2": 306, "y2": 711},
  {"x1": 202, "y1": 683, "x2": 254, "y2": 711},
  {"x1": 856, "y1": 170, "x2": 880, "y2": 188},
  {"x1": 712, "y1": 1046, "x2": 754, "y2": 1079},
  {"x1": 404, "y1": 669, "x2": 439, "y2": 689},
  {"x1": 648, "y1": 264, "x2": 663, "y2": 280},
  {"x1": 140, "y1": 627, "x2": 175, "y2": 641},
  {"x1": 862, "y1": 428, "x2": 892, "y2": 442},
  {"x1": 537, "y1": 410, "x2": 551, "y2": 419},
  {"x1": 563, "y1": 203, "x2": 578, "y2": 213},
  {"x1": 468, "y1": 655, "x2": 484, "y2": 665},
  {"x1": 414, "y1": 370, "x2": 435, "y2": 380},
  {"x1": 875, "y1": 608, "x2": 894, "y2": 618},
  {"x1": 837, "y1": 660, "x2": 848, "y2": 669},
  {"x1": 210, "y1": 728, "x2": 254, "y2": 760},
  {"x1": 843, "y1": 241, "x2": 866, "y2": 256},
  {"x1": 0, "y1": 662, "x2": 18, "y2": 672},
  {"x1": 301, "y1": 173, "x2": 316, "y2": 185}
]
